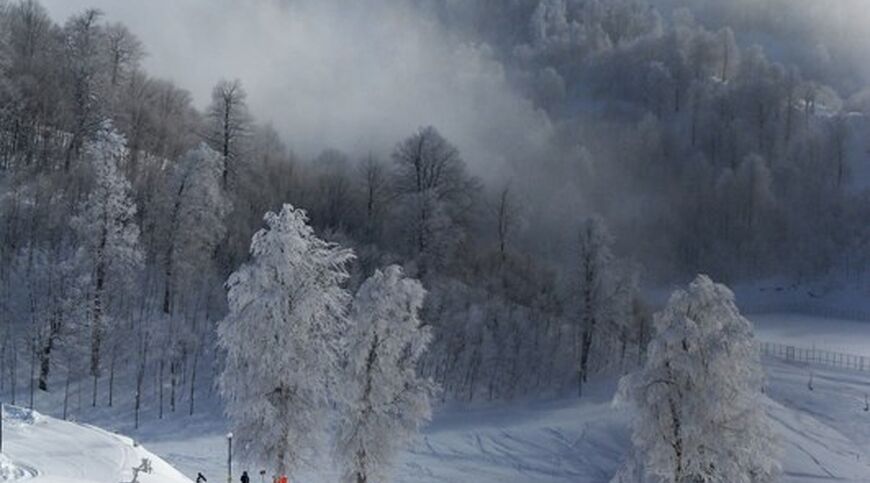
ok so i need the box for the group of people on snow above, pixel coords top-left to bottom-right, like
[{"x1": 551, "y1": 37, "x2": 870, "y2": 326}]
[{"x1": 196, "y1": 470, "x2": 286, "y2": 483}]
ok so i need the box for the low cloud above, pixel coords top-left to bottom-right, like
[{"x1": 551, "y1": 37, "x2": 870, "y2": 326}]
[{"x1": 41, "y1": 0, "x2": 553, "y2": 177}]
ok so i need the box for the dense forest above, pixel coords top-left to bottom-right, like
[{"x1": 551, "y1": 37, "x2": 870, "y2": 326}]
[{"x1": 0, "y1": 0, "x2": 867, "y2": 431}]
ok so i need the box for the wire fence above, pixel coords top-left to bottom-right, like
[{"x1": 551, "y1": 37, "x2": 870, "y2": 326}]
[{"x1": 760, "y1": 341, "x2": 870, "y2": 372}]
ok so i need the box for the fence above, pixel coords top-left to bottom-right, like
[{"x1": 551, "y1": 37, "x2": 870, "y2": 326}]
[{"x1": 760, "y1": 341, "x2": 870, "y2": 372}]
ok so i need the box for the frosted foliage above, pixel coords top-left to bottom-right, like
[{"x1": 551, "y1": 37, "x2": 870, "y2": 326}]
[
  {"x1": 613, "y1": 275, "x2": 780, "y2": 483},
  {"x1": 217, "y1": 204, "x2": 354, "y2": 475},
  {"x1": 336, "y1": 266, "x2": 435, "y2": 483},
  {"x1": 171, "y1": 143, "x2": 231, "y2": 284},
  {"x1": 72, "y1": 124, "x2": 143, "y2": 294}
]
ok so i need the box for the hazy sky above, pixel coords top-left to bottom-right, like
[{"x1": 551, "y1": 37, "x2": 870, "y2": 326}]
[{"x1": 40, "y1": 0, "x2": 552, "y2": 175}]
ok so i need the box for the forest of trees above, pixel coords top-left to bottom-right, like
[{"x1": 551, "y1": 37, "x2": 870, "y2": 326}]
[{"x1": 0, "y1": 0, "x2": 867, "y2": 470}]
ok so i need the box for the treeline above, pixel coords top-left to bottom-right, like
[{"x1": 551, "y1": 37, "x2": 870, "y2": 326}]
[
  {"x1": 0, "y1": 0, "x2": 649, "y2": 420},
  {"x1": 0, "y1": 0, "x2": 867, "y2": 422}
]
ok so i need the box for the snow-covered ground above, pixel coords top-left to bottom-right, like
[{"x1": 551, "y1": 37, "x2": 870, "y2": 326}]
[
  {"x1": 0, "y1": 405, "x2": 191, "y2": 482},
  {"x1": 85, "y1": 355, "x2": 870, "y2": 483},
  {"x1": 754, "y1": 313, "x2": 870, "y2": 355},
  {"x1": 4, "y1": 312, "x2": 870, "y2": 482}
]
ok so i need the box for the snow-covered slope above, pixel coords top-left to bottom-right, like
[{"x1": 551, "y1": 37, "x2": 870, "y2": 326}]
[
  {"x1": 140, "y1": 352, "x2": 870, "y2": 482},
  {"x1": 765, "y1": 359, "x2": 870, "y2": 482},
  {"x1": 9, "y1": 312, "x2": 870, "y2": 482},
  {"x1": 0, "y1": 405, "x2": 191, "y2": 483}
]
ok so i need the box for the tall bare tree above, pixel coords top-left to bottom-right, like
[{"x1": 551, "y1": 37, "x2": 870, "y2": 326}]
[{"x1": 205, "y1": 79, "x2": 250, "y2": 189}]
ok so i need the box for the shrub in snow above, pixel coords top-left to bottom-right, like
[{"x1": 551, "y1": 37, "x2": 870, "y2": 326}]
[
  {"x1": 612, "y1": 275, "x2": 780, "y2": 483},
  {"x1": 336, "y1": 265, "x2": 436, "y2": 483},
  {"x1": 217, "y1": 204, "x2": 354, "y2": 475}
]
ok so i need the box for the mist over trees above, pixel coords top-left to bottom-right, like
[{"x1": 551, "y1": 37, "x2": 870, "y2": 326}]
[
  {"x1": 426, "y1": 0, "x2": 870, "y2": 283},
  {"x1": 0, "y1": 0, "x2": 867, "y2": 475}
]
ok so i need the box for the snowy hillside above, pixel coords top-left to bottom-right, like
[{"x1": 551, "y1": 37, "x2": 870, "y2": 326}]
[
  {"x1": 3, "y1": 313, "x2": 868, "y2": 482},
  {"x1": 0, "y1": 405, "x2": 191, "y2": 483},
  {"x1": 118, "y1": 348, "x2": 870, "y2": 482}
]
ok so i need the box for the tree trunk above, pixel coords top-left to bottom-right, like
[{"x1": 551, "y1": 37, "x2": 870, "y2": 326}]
[
  {"x1": 63, "y1": 366, "x2": 71, "y2": 420},
  {"x1": 158, "y1": 358, "x2": 164, "y2": 419},
  {"x1": 108, "y1": 351, "x2": 116, "y2": 407},
  {"x1": 189, "y1": 346, "x2": 199, "y2": 416},
  {"x1": 135, "y1": 337, "x2": 147, "y2": 430},
  {"x1": 29, "y1": 339, "x2": 35, "y2": 410},
  {"x1": 170, "y1": 359, "x2": 177, "y2": 413},
  {"x1": 9, "y1": 333, "x2": 16, "y2": 405},
  {"x1": 92, "y1": 373, "x2": 98, "y2": 408},
  {"x1": 38, "y1": 315, "x2": 61, "y2": 391},
  {"x1": 90, "y1": 222, "x2": 108, "y2": 396}
]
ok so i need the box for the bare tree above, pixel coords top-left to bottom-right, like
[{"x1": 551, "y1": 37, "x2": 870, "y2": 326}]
[
  {"x1": 494, "y1": 183, "x2": 521, "y2": 263},
  {"x1": 391, "y1": 126, "x2": 478, "y2": 275},
  {"x1": 205, "y1": 79, "x2": 250, "y2": 188},
  {"x1": 102, "y1": 22, "x2": 143, "y2": 88},
  {"x1": 358, "y1": 154, "x2": 389, "y2": 242}
]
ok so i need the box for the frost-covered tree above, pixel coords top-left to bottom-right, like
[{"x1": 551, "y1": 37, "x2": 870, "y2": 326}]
[
  {"x1": 217, "y1": 204, "x2": 354, "y2": 476},
  {"x1": 336, "y1": 266, "x2": 435, "y2": 483},
  {"x1": 613, "y1": 275, "x2": 780, "y2": 483},
  {"x1": 62, "y1": 8, "x2": 107, "y2": 168},
  {"x1": 71, "y1": 124, "x2": 143, "y2": 406},
  {"x1": 574, "y1": 216, "x2": 635, "y2": 396},
  {"x1": 160, "y1": 143, "x2": 230, "y2": 316},
  {"x1": 155, "y1": 143, "x2": 230, "y2": 415}
]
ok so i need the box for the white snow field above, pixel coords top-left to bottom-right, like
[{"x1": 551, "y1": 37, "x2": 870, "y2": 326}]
[
  {"x1": 0, "y1": 405, "x2": 191, "y2": 482},
  {"x1": 5, "y1": 312, "x2": 870, "y2": 482},
  {"x1": 754, "y1": 313, "x2": 870, "y2": 355}
]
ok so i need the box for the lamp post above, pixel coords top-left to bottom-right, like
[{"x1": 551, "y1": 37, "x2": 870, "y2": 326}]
[{"x1": 227, "y1": 432, "x2": 233, "y2": 483}]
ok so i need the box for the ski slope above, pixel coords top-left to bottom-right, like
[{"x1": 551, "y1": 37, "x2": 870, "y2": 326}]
[
  {"x1": 138, "y1": 355, "x2": 870, "y2": 482},
  {"x1": 0, "y1": 405, "x2": 191, "y2": 483},
  {"x1": 144, "y1": 312, "x2": 870, "y2": 482},
  {"x1": 5, "y1": 312, "x2": 870, "y2": 482}
]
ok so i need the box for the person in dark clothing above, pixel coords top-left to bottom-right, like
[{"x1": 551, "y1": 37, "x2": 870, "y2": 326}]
[
  {"x1": 240, "y1": 471, "x2": 250, "y2": 483},
  {"x1": 196, "y1": 473, "x2": 207, "y2": 483}
]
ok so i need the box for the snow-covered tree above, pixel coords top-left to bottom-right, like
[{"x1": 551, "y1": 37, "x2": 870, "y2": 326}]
[
  {"x1": 217, "y1": 204, "x2": 354, "y2": 476},
  {"x1": 155, "y1": 143, "x2": 230, "y2": 416},
  {"x1": 613, "y1": 275, "x2": 780, "y2": 483},
  {"x1": 62, "y1": 8, "x2": 108, "y2": 168},
  {"x1": 336, "y1": 266, "x2": 435, "y2": 483},
  {"x1": 160, "y1": 143, "x2": 230, "y2": 316},
  {"x1": 71, "y1": 124, "x2": 143, "y2": 406},
  {"x1": 574, "y1": 216, "x2": 635, "y2": 396}
]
